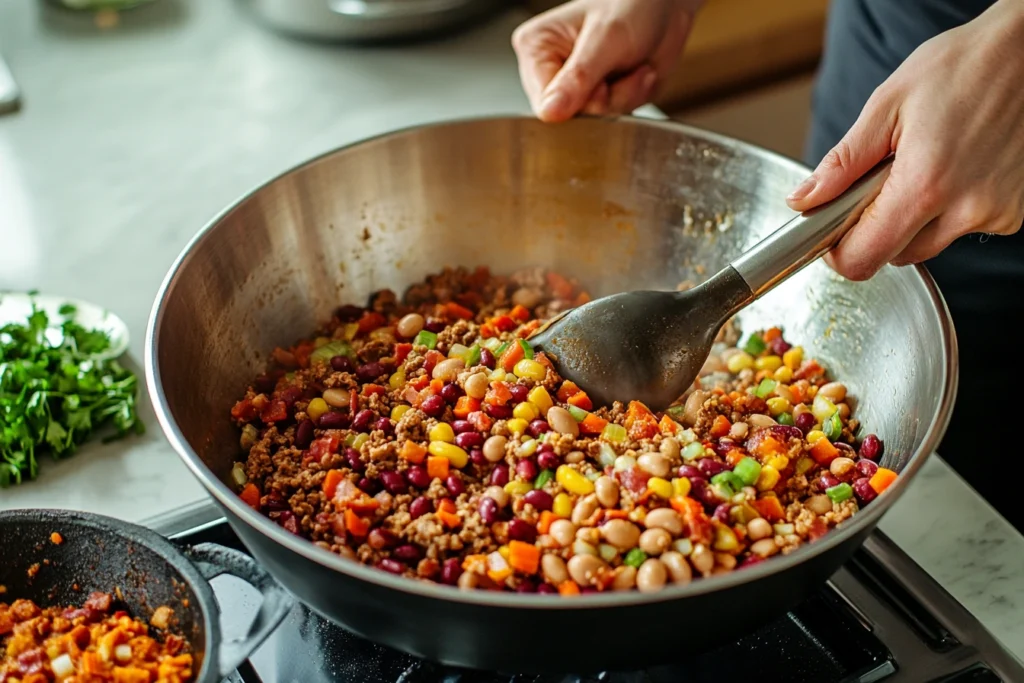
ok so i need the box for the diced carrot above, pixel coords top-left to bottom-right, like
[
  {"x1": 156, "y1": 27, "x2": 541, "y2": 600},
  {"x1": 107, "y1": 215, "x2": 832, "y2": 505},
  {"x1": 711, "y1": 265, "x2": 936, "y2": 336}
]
[
  {"x1": 546, "y1": 271, "x2": 574, "y2": 300},
  {"x1": 763, "y1": 327, "x2": 782, "y2": 342},
  {"x1": 710, "y1": 415, "x2": 732, "y2": 438},
  {"x1": 480, "y1": 322, "x2": 497, "y2": 338},
  {"x1": 753, "y1": 436, "x2": 784, "y2": 458},
  {"x1": 394, "y1": 343, "x2": 412, "y2": 364},
  {"x1": 579, "y1": 413, "x2": 609, "y2": 436},
  {"x1": 752, "y1": 496, "x2": 785, "y2": 522},
  {"x1": 427, "y1": 456, "x2": 450, "y2": 480},
  {"x1": 507, "y1": 541, "x2": 540, "y2": 575},
  {"x1": 348, "y1": 496, "x2": 380, "y2": 514},
  {"x1": 322, "y1": 470, "x2": 344, "y2": 499},
  {"x1": 356, "y1": 311, "x2": 386, "y2": 335},
  {"x1": 574, "y1": 291, "x2": 591, "y2": 306},
  {"x1": 558, "y1": 580, "x2": 580, "y2": 596},
  {"x1": 659, "y1": 415, "x2": 680, "y2": 435},
  {"x1": 400, "y1": 441, "x2": 427, "y2": 464},
  {"x1": 537, "y1": 510, "x2": 557, "y2": 534},
  {"x1": 446, "y1": 301, "x2": 474, "y2": 320},
  {"x1": 556, "y1": 381, "x2": 582, "y2": 401},
  {"x1": 725, "y1": 449, "x2": 746, "y2": 467},
  {"x1": 676, "y1": 495, "x2": 714, "y2": 544},
  {"x1": 436, "y1": 499, "x2": 460, "y2": 528},
  {"x1": 869, "y1": 467, "x2": 898, "y2": 494},
  {"x1": 239, "y1": 482, "x2": 261, "y2": 510},
  {"x1": 260, "y1": 399, "x2": 288, "y2": 423},
  {"x1": 430, "y1": 378, "x2": 444, "y2": 395},
  {"x1": 509, "y1": 304, "x2": 531, "y2": 322},
  {"x1": 409, "y1": 375, "x2": 430, "y2": 391},
  {"x1": 438, "y1": 499, "x2": 456, "y2": 514},
  {"x1": 362, "y1": 384, "x2": 386, "y2": 397},
  {"x1": 467, "y1": 410, "x2": 493, "y2": 433},
  {"x1": 344, "y1": 509, "x2": 370, "y2": 537},
  {"x1": 567, "y1": 392, "x2": 593, "y2": 411},
  {"x1": 491, "y1": 315, "x2": 518, "y2": 332},
  {"x1": 486, "y1": 381, "x2": 512, "y2": 405},
  {"x1": 810, "y1": 439, "x2": 840, "y2": 466},
  {"x1": 499, "y1": 342, "x2": 525, "y2": 372},
  {"x1": 625, "y1": 401, "x2": 660, "y2": 440},
  {"x1": 454, "y1": 396, "x2": 481, "y2": 419},
  {"x1": 349, "y1": 388, "x2": 359, "y2": 414}
]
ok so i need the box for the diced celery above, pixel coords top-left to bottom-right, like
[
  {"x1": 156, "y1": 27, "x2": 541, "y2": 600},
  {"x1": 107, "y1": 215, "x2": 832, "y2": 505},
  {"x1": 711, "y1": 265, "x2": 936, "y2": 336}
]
[
  {"x1": 481, "y1": 337, "x2": 503, "y2": 351},
  {"x1": 624, "y1": 548, "x2": 647, "y2": 568},
  {"x1": 448, "y1": 343, "x2": 470, "y2": 359},
  {"x1": 826, "y1": 482, "x2": 853, "y2": 503},
  {"x1": 711, "y1": 471, "x2": 744, "y2": 494},
  {"x1": 414, "y1": 330, "x2": 438, "y2": 350},
  {"x1": 230, "y1": 462, "x2": 248, "y2": 487},
  {"x1": 464, "y1": 344, "x2": 481, "y2": 367},
  {"x1": 568, "y1": 405, "x2": 590, "y2": 422},
  {"x1": 601, "y1": 423, "x2": 627, "y2": 443},
  {"x1": 743, "y1": 333, "x2": 767, "y2": 356},
  {"x1": 597, "y1": 443, "x2": 617, "y2": 468},
  {"x1": 599, "y1": 544, "x2": 619, "y2": 562},
  {"x1": 682, "y1": 442, "x2": 705, "y2": 461},
  {"x1": 824, "y1": 412, "x2": 843, "y2": 441},
  {"x1": 733, "y1": 457, "x2": 762, "y2": 486},
  {"x1": 754, "y1": 378, "x2": 777, "y2": 399}
]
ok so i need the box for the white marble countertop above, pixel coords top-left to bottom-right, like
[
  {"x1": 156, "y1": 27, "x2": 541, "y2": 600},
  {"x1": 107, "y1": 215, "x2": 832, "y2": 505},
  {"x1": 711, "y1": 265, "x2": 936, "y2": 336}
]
[{"x1": 2, "y1": 0, "x2": 1023, "y2": 665}]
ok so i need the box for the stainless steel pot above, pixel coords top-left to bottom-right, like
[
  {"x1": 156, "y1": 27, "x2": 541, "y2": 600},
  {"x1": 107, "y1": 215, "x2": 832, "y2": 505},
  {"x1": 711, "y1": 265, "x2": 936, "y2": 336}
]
[
  {"x1": 241, "y1": 0, "x2": 505, "y2": 42},
  {"x1": 146, "y1": 116, "x2": 957, "y2": 671}
]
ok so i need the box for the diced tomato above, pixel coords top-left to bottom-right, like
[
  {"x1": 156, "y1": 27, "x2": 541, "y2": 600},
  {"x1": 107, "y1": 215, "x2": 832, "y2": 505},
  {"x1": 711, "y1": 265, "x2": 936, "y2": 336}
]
[
  {"x1": 322, "y1": 470, "x2": 345, "y2": 499},
  {"x1": 709, "y1": 415, "x2": 732, "y2": 438},
  {"x1": 356, "y1": 311, "x2": 386, "y2": 335},
  {"x1": 567, "y1": 391, "x2": 593, "y2": 411},
  {"x1": 362, "y1": 384, "x2": 386, "y2": 397},
  {"x1": 807, "y1": 517, "x2": 829, "y2": 542},
  {"x1": 309, "y1": 434, "x2": 341, "y2": 462},
  {"x1": 231, "y1": 399, "x2": 257, "y2": 422},
  {"x1": 625, "y1": 401, "x2": 660, "y2": 440},
  {"x1": 424, "y1": 350, "x2": 444, "y2": 376},
  {"x1": 272, "y1": 347, "x2": 298, "y2": 369},
  {"x1": 292, "y1": 341, "x2": 315, "y2": 369},
  {"x1": 659, "y1": 415, "x2": 680, "y2": 435},
  {"x1": 445, "y1": 301, "x2": 474, "y2": 320},
  {"x1": 509, "y1": 305, "x2": 531, "y2": 323},
  {"x1": 794, "y1": 359, "x2": 823, "y2": 381},
  {"x1": 617, "y1": 467, "x2": 651, "y2": 495},
  {"x1": 498, "y1": 341, "x2": 524, "y2": 371},
  {"x1": 491, "y1": 315, "x2": 518, "y2": 332},
  {"x1": 556, "y1": 381, "x2": 582, "y2": 401},
  {"x1": 752, "y1": 496, "x2": 786, "y2": 522},
  {"x1": 677, "y1": 496, "x2": 714, "y2": 544},
  {"x1": 260, "y1": 400, "x2": 288, "y2": 423},
  {"x1": 409, "y1": 375, "x2": 430, "y2": 391},
  {"x1": 239, "y1": 482, "x2": 261, "y2": 510},
  {"x1": 479, "y1": 322, "x2": 497, "y2": 339},
  {"x1": 454, "y1": 396, "x2": 481, "y2": 419},
  {"x1": 394, "y1": 343, "x2": 412, "y2": 364},
  {"x1": 485, "y1": 381, "x2": 512, "y2": 406},
  {"x1": 467, "y1": 411, "x2": 494, "y2": 433}
]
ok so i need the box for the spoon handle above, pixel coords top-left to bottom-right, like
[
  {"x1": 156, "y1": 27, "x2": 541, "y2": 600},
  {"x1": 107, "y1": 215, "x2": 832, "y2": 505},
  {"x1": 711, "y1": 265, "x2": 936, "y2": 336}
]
[{"x1": 729, "y1": 156, "x2": 894, "y2": 297}]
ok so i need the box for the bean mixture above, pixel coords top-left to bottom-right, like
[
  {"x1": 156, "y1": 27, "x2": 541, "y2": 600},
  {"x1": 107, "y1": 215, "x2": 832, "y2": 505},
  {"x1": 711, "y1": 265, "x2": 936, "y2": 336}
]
[
  {"x1": 0, "y1": 593, "x2": 192, "y2": 682},
  {"x1": 229, "y1": 267, "x2": 895, "y2": 594}
]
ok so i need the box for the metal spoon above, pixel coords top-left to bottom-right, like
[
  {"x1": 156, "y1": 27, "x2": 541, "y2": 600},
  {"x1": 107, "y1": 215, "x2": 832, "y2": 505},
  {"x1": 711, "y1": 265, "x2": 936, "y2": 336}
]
[
  {"x1": 528, "y1": 157, "x2": 893, "y2": 411},
  {"x1": 0, "y1": 293, "x2": 129, "y2": 361}
]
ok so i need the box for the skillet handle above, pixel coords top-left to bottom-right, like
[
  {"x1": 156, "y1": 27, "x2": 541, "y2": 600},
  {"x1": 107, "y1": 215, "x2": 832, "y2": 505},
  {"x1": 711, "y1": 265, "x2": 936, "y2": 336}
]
[{"x1": 188, "y1": 543, "x2": 294, "y2": 678}]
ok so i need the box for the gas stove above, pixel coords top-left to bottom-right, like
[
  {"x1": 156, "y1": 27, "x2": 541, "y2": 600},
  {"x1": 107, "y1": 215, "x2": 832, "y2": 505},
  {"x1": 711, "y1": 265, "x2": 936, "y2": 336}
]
[{"x1": 150, "y1": 503, "x2": 1023, "y2": 683}]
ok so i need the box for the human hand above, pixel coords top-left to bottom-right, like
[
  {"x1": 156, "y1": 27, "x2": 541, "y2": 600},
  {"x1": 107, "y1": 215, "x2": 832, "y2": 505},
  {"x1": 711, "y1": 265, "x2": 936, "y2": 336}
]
[
  {"x1": 786, "y1": 1, "x2": 1024, "y2": 281},
  {"x1": 512, "y1": 0, "x2": 701, "y2": 122}
]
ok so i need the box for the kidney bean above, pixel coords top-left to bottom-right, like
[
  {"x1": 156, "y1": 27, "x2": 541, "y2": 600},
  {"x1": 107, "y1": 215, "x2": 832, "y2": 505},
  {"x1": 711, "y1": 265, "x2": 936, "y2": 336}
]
[
  {"x1": 440, "y1": 383, "x2": 463, "y2": 404},
  {"x1": 853, "y1": 477, "x2": 878, "y2": 505},
  {"x1": 677, "y1": 465, "x2": 703, "y2": 480},
  {"x1": 484, "y1": 403, "x2": 512, "y2": 419},
  {"x1": 380, "y1": 470, "x2": 407, "y2": 495},
  {"x1": 318, "y1": 411, "x2": 349, "y2": 429},
  {"x1": 771, "y1": 425, "x2": 804, "y2": 442},
  {"x1": 711, "y1": 438, "x2": 735, "y2": 458},
  {"x1": 351, "y1": 409, "x2": 375, "y2": 433},
  {"x1": 374, "y1": 417, "x2": 394, "y2": 435},
  {"x1": 536, "y1": 583, "x2": 557, "y2": 594},
  {"x1": 859, "y1": 434, "x2": 884, "y2": 460},
  {"x1": 698, "y1": 458, "x2": 728, "y2": 478},
  {"x1": 479, "y1": 496, "x2": 500, "y2": 524},
  {"x1": 277, "y1": 511, "x2": 300, "y2": 535},
  {"x1": 537, "y1": 451, "x2": 560, "y2": 470},
  {"x1": 479, "y1": 348, "x2": 496, "y2": 369},
  {"x1": 508, "y1": 518, "x2": 538, "y2": 543},
  {"x1": 816, "y1": 472, "x2": 841, "y2": 491},
  {"x1": 425, "y1": 318, "x2": 446, "y2": 333},
  {"x1": 405, "y1": 466, "x2": 431, "y2": 489},
  {"x1": 769, "y1": 337, "x2": 792, "y2": 355},
  {"x1": 327, "y1": 355, "x2": 352, "y2": 373},
  {"x1": 857, "y1": 459, "x2": 879, "y2": 478},
  {"x1": 254, "y1": 374, "x2": 277, "y2": 394},
  {"x1": 739, "y1": 554, "x2": 765, "y2": 569},
  {"x1": 421, "y1": 394, "x2": 445, "y2": 417},
  {"x1": 509, "y1": 384, "x2": 529, "y2": 403},
  {"x1": 455, "y1": 432, "x2": 484, "y2": 450},
  {"x1": 527, "y1": 420, "x2": 550, "y2": 438},
  {"x1": 446, "y1": 474, "x2": 466, "y2": 496},
  {"x1": 441, "y1": 558, "x2": 462, "y2": 585},
  {"x1": 356, "y1": 362, "x2": 384, "y2": 383},
  {"x1": 516, "y1": 459, "x2": 538, "y2": 482},
  {"x1": 490, "y1": 464, "x2": 510, "y2": 487},
  {"x1": 379, "y1": 559, "x2": 405, "y2": 575},
  {"x1": 712, "y1": 503, "x2": 731, "y2": 523},
  {"x1": 295, "y1": 419, "x2": 315, "y2": 449},
  {"x1": 691, "y1": 479, "x2": 722, "y2": 507},
  {"x1": 368, "y1": 528, "x2": 398, "y2": 550},
  {"x1": 410, "y1": 497, "x2": 432, "y2": 519},
  {"x1": 516, "y1": 579, "x2": 538, "y2": 593},
  {"x1": 358, "y1": 477, "x2": 380, "y2": 494},
  {"x1": 266, "y1": 491, "x2": 289, "y2": 512},
  {"x1": 335, "y1": 304, "x2": 364, "y2": 322},
  {"x1": 835, "y1": 442, "x2": 856, "y2": 456},
  {"x1": 393, "y1": 544, "x2": 423, "y2": 562},
  {"x1": 470, "y1": 448, "x2": 487, "y2": 465},
  {"x1": 452, "y1": 420, "x2": 474, "y2": 434},
  {"x1": 523, "y1": 489, "x2": 553, "y2": 511}
]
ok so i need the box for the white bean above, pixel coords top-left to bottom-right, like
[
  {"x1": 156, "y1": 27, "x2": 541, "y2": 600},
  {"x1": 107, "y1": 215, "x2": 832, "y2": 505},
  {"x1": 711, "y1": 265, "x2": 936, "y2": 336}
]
[
  {"x1": 322, "y1": 388, "x2": 350, "y2": 408},
  {"x1": 806, "y1": 494, "x2": 833, "y2": 515},
  {"x1": 571, "y1": 495, "x2": 599, "y2": 525},
  {"x1": 567, "y1": 554, "x2": 608, "y2": 587},
  {"x1": 643, "y1": 508, "x2": 683, "y2": 535},
  {"x1": 637, "y1": 453, "x2": 670, "y2": 478},
  {"x1": 690, "y1": 543, "x2": 714, "y2": 575},
  {"x1": 546, "y1": 406, "x2": 579, "y2": 437},
  {"x1": 483, "y1": 435, "x2": 507, "y2": 463},
  {"x1": 728, "y1": 422, "x2": 749, "y2": 440},
  {"x1": 830, "y1": 457, "x2": 856, "y2": 478},
  {"x1": 751, "y1": 539, "x2": 779, "y2": 557},
  {"x1": 396, "y1": 313, "x2": 425, "y2": 338},
  {"x1": 511, "y1": 287, "x2": 543, "y2": 309},
  {"x1": 818, "y1": 381, "x2": 847, "y2": 402},
  {"x1": 484, "y1": 485, "x2": 509, "y2": 508},
  {"x1": 548, "y1": 519, "x2": 576, "y2": 547},
  {"x1": 565, "y1": 450, "x2": 585, "y2": 464},
  {"x1": 683, "y1": 390, "x2": 708, "y2": 426},
  {"x1": 636, "y1": 558, "x2": 668, "y2": 593},
  {"x1": 464, "y1": 372, "x2": 489, "y2": 399},
  {"x1": 594, "y1": 476, "x2": 619, "y2": 508},
  {"x1": 432, "y1": 358, "x2": 465, "y2": 381},
  {"x1": 747, "y1": 414, "x2": 777, "y2": 428},
  {"x1": 600, "y1": 520, "x2": 641, "y2": 550},
  {"x1": 639, "y1": 528, "x2": 672, "y2": 556},
  {"x1": 541, "y1": 554, "x2": 569, "y2": 584},
  {"x1": 746, "y1": 517, "x2": 773, "y2": 541},
  {"x1": 611, "y1": 565, "x2": 637, "y2": 590},
  {"x1": 660, "y1": 551, "x2": 693, "y2": 584},
  {"x1": 659, "y1": 438, "x2": 681, "y2": 461}
]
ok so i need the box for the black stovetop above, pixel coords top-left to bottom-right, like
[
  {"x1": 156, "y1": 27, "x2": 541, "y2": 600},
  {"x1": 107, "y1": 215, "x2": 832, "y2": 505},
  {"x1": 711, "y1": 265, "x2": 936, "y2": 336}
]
[{"x1": 156, "y1": 505, "x2": 1023, "y2": 683}]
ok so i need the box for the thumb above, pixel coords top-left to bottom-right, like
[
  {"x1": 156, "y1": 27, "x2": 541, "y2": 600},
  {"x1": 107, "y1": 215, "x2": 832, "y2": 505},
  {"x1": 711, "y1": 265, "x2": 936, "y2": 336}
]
[
  {"x1": 787, "y1": 90, "x2": 897, "y2": 212},
  {"x1": 538, "y1": 20, "x2": 627, "y2": 122}
]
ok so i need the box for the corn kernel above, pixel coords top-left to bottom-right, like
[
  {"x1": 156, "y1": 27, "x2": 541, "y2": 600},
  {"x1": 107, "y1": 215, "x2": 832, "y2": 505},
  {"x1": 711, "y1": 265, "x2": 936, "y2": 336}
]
[
  {"x1": 428, "y1": 441, "x2": 468, "y2": 468},
  {"x1": 518, "y1": 438, "x2": 539, "y2": 457},
  {"x1": 513, "y1": 358, "x2": 547, "y2": 381},
  {"x1": 756, "y1": 465, "x2": 781, "y2": 491},
  {"x1": 672, "y1": 477, "x2": 692, "y2": 498},
  {"x1": 553, "y1": 493, "x2": 572, "y2": 518},
  {"x1": 766, "y1": 455, "x2": 790, "y2": 471},
  {"x1": 306, "y1": 398, "x2": 329, "y2": 422},
  {"x1": 806, "y1": 430, "x2": 826, "y2": 445},
  {"x1": 795, "y1": 456, "x2": 815, "y2": 475},
  {"x1": 343, "y1": 323, "x2": 359, "y2": 340},
  {"x1": 429, "y1": 423, "x2": 455, "y2": 443},
  {"x1": 391, "y1": 405, "x2": 411, "y2": 422},
  {"x1": 504, "y1": 481, "x2": 533, "y2": 496},
  {"x1": 783, "y1": 346, "x2": 803, "y2": 370},
  {"x1": 498, "y1": 545, "x2": 510, "y2": 560},
  {"x1": 755, "y1": 355, "x2": 783, "y2": 372},
  {"x1": 773, "y1": 366, "x2": 793, "y2": 383},
  {"x1": 507, "y1": 418, "x2": 529, "y2": 435},
  {"x1": 726, "y1": 352, "x2": 755, "y2": 374},
  {"x1": 389, "y1": 369, "x2": 406, "y2": 390},
  {"x1": 513, "y1": 402, "x2": 540, "y2": 421},
  {"x1": 766, "y1": 397, "x2": 792, "y2": 416},
  {"x1": 647, "y1": 477, "x2": 673, "y2": 499},
  {"x1": 556, "y1": 465, "x2": 595, "y2": 495},
  {"x1": 528, "y1": 386, "x2": 554, "y2": 414}
]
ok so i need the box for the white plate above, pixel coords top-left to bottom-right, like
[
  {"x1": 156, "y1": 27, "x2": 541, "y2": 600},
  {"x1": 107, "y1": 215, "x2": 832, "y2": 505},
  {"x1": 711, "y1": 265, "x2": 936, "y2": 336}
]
[{"x1": 0, "y1": 293, "x2": 129, "y2": 361}]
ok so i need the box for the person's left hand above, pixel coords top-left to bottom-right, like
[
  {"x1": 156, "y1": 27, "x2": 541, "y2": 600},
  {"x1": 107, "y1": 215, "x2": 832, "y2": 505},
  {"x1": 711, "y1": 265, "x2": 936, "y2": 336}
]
[{"x1": 785, "y1": 1, "x2": 1024, "y2": 281}]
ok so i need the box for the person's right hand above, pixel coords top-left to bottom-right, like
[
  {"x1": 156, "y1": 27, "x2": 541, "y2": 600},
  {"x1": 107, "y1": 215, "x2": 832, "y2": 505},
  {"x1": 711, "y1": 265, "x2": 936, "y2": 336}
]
[{"x1": 512, "y1": 0, "x2": 701, "y2": 122}]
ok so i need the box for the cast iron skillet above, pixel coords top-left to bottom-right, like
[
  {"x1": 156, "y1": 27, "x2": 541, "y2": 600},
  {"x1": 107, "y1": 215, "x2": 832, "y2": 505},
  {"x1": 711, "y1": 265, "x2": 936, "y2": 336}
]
[{"x1": 0, "y1": 509, "x2": 293, "y2": 683}]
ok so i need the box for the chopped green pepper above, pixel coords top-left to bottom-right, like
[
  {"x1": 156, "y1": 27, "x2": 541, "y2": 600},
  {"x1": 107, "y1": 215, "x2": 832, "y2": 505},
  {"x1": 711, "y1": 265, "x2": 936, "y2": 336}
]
[
  {"x1": 494, "y1": 341, "x2": 511, "y2": 358},
  {"x1": 481, "y1": 337, "x2": 503, "y2": 351},
  {"x1": 567, "y1": 405, "x2": 590, "y2": 422},
  {"x1": 776, "y1": 412, "x2": 795, "y2": 426},
  {"x1": 743, "y1": 333, "x2": 767, "y2": 356},
  {"x1": 733, "y1": 457, "x2": 762, "y2": 486},
  {"x1": 623, "y1": 548, "x2": 648, "y2": 568},
  {"x1": 711, "y1": 471, "x2": 744, "y2": 494},
  {"x1": 824, "y1": 411, "x2": 843, "y2": 441},
  {"x1": 310, "y1": 340, "x2": 356, "y2": 365},
  {"x1": 754, "y1": 378, "x2": 777, "y2": 399},
  {"x1": 517, "y1": 338, "x2": 534, "y2": 359},
  {"x1": 464, "y1": 344, "x2": 482, "y2": 367},
  {"x1": 534, "y1": 469, "x2": 554, "y2": 489},
  {"x1": 666, "y1": 405, "x2": 686, "y2": 420},
  {"x1": 413, "y1": 330, "x2": 438, "y2": 350},
  {"x1": 826, "y1": 482, "x2": 853, "y2": 503}
]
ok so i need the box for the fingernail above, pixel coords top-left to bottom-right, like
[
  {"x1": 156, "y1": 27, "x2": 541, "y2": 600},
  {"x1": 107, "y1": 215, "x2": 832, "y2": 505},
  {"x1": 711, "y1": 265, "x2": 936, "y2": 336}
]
[
  {"x1": 787, "y1": 175, "x2": 817, "y2": 202},
  {"x1": 539, "y1": 91, "x2": 567, "y2": 118}
]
